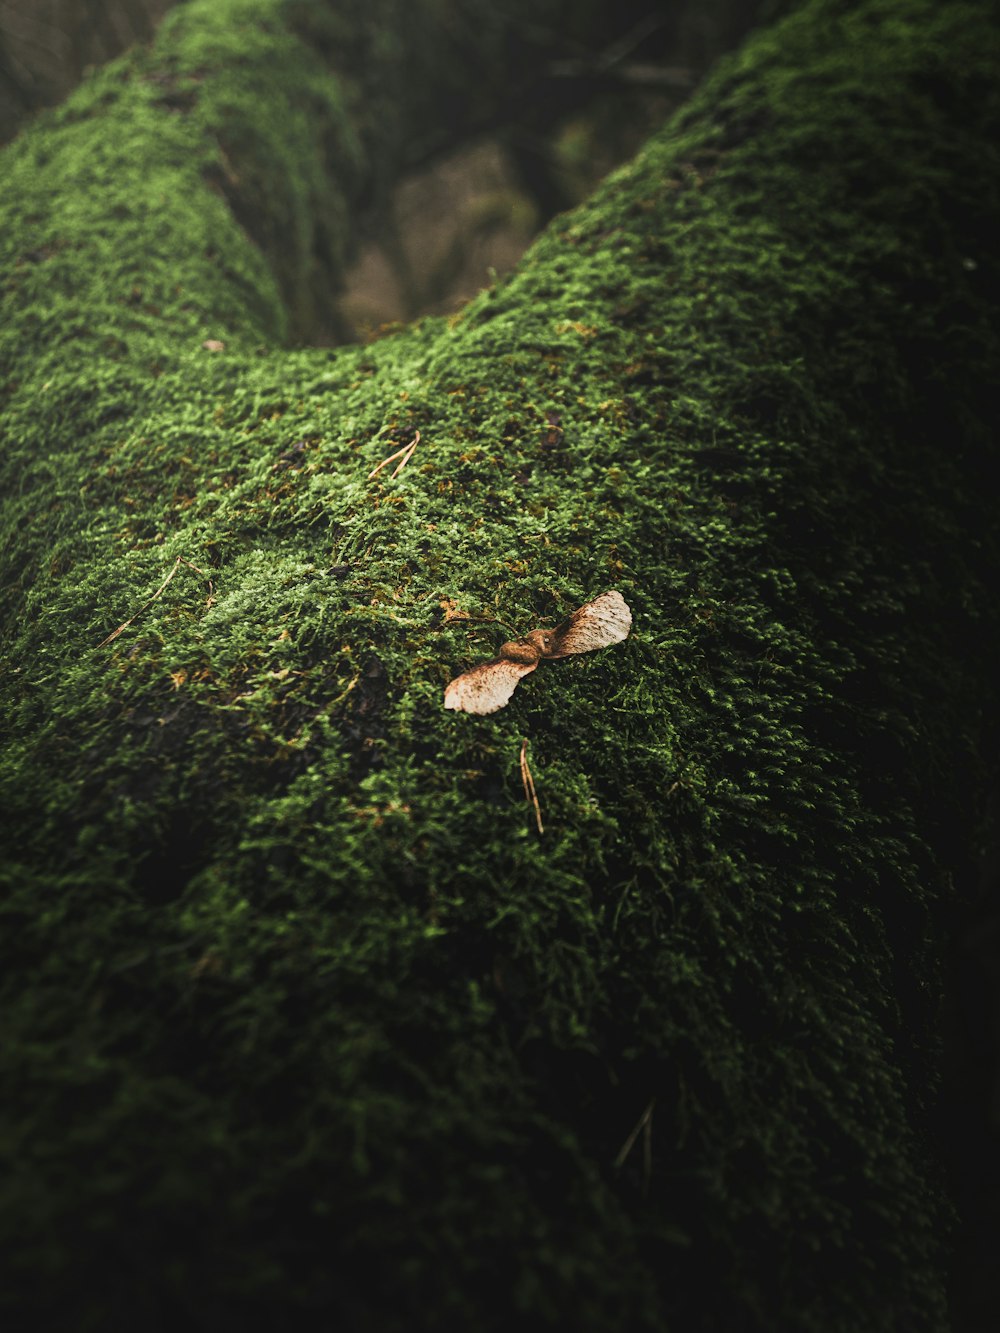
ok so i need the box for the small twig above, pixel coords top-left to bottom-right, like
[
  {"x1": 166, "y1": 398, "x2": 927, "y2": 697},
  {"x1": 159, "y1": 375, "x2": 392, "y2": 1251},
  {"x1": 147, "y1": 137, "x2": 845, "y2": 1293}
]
[
  {"x1": 642, "y1": 1098, "x2": 654, "y2": 1194},
  {"x1": 614, "y1": 1097, "x2": 656, "y2": 1179},
  {"x1": 367, "y1": 442, "x2": 409, "y2": 479},
  {"x1": 97, "y1": 556, "x2": 212, "y2": 648},
  {"x1": 368, "y1": 429, "x2": 420, "y2": 480},
  {"x1": 519, "y1": 738, "x2": 544, "y2": 835},
  {"x1": 391, "y1": 430, "x2": 420, "y2": 478}
]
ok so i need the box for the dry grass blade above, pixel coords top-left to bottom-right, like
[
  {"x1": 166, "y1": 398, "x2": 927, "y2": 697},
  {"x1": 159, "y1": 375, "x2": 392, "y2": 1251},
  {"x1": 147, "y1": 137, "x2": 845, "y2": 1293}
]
[
  {"x1": 391, "y1": 429, "x2": 420, "y2": 478},
  {"x1": 97, "y1": 556, "x2": 212, "y2": 648},
  {"x1": 368, "y1": 429, "x2": 420, "y2": 479},
  {"x1": 614, "y1": 1097, "x2": 656, "y2": 1179},
  {"x1": 519, "y1": 738, "x2": 544, "y2": 835}
]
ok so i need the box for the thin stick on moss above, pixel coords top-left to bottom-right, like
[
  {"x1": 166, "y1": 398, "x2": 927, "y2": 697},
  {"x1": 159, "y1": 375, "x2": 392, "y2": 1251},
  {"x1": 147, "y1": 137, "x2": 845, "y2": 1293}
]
[
  {"x1": 519, "y1": 738, "x2": 544, "y2": 835},
  {"x1": 392, "y1": 430, "x2": 420, "y2": 478},
  {"x1": 642, "y1": 1098, "x2": 654, "y2": 1195},
  {"x1": 614, "y1": 1097, "x2": 656, "y2": 1180},
  {"x1": 367, "y1": 430, "x2": 420, "y2": 480},
  {"x1": 96, "y1": 556, "x2": 211, "y2": 648},
  {"x1": 366, "y1": 443, "x2": 408, "y2": 479}
]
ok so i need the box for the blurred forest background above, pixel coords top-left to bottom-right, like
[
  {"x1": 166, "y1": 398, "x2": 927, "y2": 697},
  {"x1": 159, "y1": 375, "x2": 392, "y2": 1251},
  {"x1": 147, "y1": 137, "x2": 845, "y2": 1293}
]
[
  {"x1": 1, "y1": 1, "x2": 997, "y2": 1327},
  {"x1": 0, "y1": 0, "x2": 772, "y2": 337}
]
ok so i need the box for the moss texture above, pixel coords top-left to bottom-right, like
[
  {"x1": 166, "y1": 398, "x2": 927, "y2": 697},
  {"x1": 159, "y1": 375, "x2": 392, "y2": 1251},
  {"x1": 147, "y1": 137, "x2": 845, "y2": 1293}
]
[{"x1": 1, "y1": 0, "x2": 999, "y2": 1328}]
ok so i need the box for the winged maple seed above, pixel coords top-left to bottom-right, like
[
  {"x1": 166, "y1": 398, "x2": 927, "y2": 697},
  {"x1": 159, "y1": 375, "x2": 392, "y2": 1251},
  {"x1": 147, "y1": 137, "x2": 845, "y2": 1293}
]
[{"x1": 443, "y1": 590, "x2": 632, "y2": 715}]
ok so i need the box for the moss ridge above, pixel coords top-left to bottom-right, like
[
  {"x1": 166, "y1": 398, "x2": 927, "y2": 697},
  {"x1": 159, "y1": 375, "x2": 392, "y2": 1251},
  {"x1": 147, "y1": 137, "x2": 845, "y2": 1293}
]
[{"x1": 1, "y1": 1, "x2": 999, "y2": 1329}]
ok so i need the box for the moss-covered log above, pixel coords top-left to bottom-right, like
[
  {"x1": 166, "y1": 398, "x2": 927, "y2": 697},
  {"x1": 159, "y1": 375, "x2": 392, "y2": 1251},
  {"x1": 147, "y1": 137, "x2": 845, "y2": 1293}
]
[{"x1": 1, "y1": 0, "x2": 998, "y2": 1328}]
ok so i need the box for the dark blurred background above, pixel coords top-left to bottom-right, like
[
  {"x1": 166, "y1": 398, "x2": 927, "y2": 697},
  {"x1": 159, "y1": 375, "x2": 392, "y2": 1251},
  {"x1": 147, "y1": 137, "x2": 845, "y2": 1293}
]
[
  {"x1": 2, "y1": 2, "x2": 997, "y2": 1328},
  {"x1": 0, "y1": 0, "x2": 770, "y2": 337}
]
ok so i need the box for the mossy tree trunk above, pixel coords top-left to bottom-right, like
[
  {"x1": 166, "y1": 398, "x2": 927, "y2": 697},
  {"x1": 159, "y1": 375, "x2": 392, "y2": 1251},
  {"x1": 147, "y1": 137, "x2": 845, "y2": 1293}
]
[{"x1": 1, "y1": 1, "x2": 998, "y2": 1329}]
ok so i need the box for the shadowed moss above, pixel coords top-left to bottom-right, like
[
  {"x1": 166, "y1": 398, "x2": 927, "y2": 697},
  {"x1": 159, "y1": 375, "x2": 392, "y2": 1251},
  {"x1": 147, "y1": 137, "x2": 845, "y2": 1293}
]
[{"x1": 1, "y1": 1, "x2": 999, "y2": 1329}]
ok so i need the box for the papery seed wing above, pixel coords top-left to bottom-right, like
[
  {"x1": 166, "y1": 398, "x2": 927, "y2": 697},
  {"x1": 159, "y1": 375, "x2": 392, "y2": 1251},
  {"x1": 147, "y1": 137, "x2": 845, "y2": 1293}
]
[
  {"x1": 443, "y1": 657, "x2": 538, "y2": 714},
  {"x1": 548, "y1": 590, "x2": 632, "y2": 658}
]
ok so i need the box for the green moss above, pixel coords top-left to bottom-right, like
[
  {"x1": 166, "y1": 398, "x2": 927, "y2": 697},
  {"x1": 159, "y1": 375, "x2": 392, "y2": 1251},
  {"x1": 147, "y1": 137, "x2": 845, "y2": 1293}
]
[{"x1": 1, "y1": 1, "x2": 999, "y2": 1329}]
